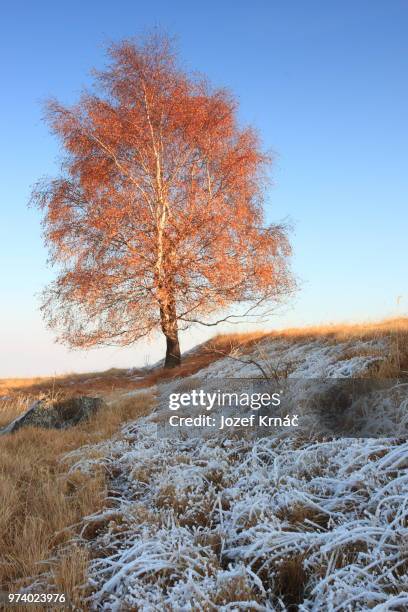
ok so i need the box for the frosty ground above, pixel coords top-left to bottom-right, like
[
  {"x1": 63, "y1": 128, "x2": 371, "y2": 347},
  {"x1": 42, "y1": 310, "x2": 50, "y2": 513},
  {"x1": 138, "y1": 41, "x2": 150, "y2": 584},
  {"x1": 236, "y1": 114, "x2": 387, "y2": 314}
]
[{"x1": 47, "y1": 327, "x2": 408, "y2": 611}]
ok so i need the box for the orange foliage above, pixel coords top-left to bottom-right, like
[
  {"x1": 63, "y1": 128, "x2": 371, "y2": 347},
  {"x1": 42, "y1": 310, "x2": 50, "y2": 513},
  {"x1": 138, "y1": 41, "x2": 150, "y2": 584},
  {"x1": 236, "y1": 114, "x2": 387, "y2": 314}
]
[{"x1": 31, "y1": 33, "x2": 294, "y2": 367}]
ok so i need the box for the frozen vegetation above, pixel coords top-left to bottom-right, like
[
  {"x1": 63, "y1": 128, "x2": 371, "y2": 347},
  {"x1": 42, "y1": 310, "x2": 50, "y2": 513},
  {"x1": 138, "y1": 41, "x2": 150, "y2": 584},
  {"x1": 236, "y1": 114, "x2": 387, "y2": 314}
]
[{"x1": 61, "y1": 335, "x2": 408, "y2": 610}]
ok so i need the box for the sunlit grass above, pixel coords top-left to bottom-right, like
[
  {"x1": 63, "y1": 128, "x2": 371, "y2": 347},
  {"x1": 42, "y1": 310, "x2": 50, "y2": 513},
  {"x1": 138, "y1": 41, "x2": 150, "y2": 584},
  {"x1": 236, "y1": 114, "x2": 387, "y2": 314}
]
[{"x1": 0, "y1": 390, "x2": 154, "y2": 599}]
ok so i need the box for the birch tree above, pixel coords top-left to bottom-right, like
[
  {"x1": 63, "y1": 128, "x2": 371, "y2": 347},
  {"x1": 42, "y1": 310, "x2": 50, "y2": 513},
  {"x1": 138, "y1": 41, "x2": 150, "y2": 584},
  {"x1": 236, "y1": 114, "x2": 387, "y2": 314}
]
[{"x1": 32, "y1": 34, "x2": 294, "y2": 367}]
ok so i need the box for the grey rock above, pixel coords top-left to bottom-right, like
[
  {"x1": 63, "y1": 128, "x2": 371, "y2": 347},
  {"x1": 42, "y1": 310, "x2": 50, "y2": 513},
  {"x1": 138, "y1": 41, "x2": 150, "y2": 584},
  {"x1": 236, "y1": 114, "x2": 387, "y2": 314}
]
[{"x1": 0, "y1": 396, "x2": 105, "y2": 435}]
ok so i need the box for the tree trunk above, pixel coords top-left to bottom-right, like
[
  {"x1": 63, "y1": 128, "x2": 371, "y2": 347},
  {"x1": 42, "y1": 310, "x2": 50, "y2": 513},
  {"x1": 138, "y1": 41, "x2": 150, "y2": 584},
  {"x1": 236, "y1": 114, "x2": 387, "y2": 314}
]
[
  {"x1": 164, "y1": 331, "x2": 181, "y2": 368},
  {"x1": 160, "y1": 300, "x2": 181, "y2": 368}
]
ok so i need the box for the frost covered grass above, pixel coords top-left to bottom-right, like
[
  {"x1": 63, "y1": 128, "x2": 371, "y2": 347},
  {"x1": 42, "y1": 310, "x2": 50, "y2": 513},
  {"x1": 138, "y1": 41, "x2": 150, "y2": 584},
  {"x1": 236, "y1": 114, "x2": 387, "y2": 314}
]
[
  {"x1": 39, "y1": 320, "x2": 407, "y2": 610},
  {"x1": 1, "y1": 318, "x2": 408, "y2": 609},
  {"x1": 63, "y1": 420, "x2": 408, "y2": 610},
  {"x1": 198, "y1": 324, "x2": 408, "y2": 381},
  {"x1": 204, "y1": 317, "x2": 408, "y2": 380}
]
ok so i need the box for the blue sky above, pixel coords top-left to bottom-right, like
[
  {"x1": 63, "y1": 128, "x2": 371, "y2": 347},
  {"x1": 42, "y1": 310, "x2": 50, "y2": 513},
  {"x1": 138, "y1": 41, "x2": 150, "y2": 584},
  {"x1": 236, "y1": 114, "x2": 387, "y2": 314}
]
[{"x1": 1, "y1": 0, "x2": 407, "y2": 377}]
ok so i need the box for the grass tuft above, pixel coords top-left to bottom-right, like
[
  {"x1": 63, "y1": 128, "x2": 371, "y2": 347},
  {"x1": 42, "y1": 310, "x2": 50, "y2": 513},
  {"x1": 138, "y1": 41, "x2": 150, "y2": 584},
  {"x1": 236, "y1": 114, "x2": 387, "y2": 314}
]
[{"x1": 0, "y1": 391, "x2": 154, "y2": 596}]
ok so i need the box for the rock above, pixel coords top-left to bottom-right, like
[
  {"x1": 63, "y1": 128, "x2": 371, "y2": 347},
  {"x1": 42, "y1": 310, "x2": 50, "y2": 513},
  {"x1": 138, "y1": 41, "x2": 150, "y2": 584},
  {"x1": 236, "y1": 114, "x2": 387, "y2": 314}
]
[{"x1": 0, "y1": 396, "x2": 105, "y2": 435}]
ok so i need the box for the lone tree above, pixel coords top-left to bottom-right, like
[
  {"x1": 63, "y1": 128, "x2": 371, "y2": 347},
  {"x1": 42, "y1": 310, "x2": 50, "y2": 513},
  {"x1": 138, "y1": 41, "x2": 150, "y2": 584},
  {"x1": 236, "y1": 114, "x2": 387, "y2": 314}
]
[{"x1": 32, "y1": 34, "x2": 294, "y2": 368}]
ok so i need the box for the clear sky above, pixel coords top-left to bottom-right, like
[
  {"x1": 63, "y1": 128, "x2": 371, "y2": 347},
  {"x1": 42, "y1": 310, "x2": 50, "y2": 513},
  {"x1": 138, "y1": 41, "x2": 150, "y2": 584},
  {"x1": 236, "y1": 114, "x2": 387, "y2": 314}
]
[{"x1": 1, "y1": 0, "x2": 407, "y2": 377}]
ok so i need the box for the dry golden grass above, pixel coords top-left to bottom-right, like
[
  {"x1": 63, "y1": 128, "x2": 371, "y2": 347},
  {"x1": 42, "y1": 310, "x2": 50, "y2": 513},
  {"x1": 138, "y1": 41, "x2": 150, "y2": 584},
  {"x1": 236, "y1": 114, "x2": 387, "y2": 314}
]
[
  {"x1": 207, "y1": 317, "x2": 408, "y2": 356},
  {"x1": 0, "y1": 394, "x2": 32, "y2": 428},
  {"x1": 274, "y1": 554, "x2": 308, "y2": 609},
  {"x1": 270, "y1": 316, "x2": 408, "y2": 344},
  {"x1": 213, "y1": 573, "x2": 261, "y2": 607},
  {"x1": 2, "y1": 318, "x2": 406, "y2": 400},
  {"x1": 0, "y1": 391, "x2": 154, "y2": 600},
  {"x1": 0, "y1": 332, "x2": 268, "y2": 400},
  {"x1": 50, "y1": 545, "x2": 91, "y2": 610},
  {"x1": 0, "y1": 367, "x2": 144, "y2": 398}
]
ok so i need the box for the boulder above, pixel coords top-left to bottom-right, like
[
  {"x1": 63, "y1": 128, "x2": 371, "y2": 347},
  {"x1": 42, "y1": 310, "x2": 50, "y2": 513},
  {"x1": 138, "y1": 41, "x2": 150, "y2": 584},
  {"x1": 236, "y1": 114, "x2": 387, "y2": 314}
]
[{"x1": 0, "y1": 396, "x2": 105, "y2": 435}]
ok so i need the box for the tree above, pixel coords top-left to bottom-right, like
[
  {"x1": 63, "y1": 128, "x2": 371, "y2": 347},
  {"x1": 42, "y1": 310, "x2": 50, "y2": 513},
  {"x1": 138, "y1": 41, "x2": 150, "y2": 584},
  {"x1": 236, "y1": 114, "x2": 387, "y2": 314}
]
[{"x1": 31, "y1": 33, "x2": 294, "y2": 368}]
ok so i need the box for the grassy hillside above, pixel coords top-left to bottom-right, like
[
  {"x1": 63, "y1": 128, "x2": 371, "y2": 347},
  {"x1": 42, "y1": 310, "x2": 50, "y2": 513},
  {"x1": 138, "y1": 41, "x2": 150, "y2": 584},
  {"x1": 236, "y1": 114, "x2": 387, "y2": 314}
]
[{"x1": 0, "y1": 317, "x2": 407, "y2": 608}]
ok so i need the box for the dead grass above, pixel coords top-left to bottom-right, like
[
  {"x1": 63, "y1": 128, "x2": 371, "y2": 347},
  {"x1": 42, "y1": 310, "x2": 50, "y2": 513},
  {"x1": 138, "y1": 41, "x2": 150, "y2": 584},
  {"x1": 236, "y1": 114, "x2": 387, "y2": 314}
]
[
  {"x1": 274, "y1": 554, "x2": 308, "y2": 609},
  {"x1": 213, "y1": 573, "x2": 261, "y2": 607},
  {"x1": 51, "y1": 545, "x2": 91, "y2": 609},
  {"x1": 0, "y1": 367, "x2": 144, "y2": 399},
  {"x1": 0, "y1": 391, "x2": 154, "y2": 599},
  {"x1": 0, "y1": 332, "x2": 267, "y2": 400},
  {"x1": 271, "y1": 317, "x2": 408, "y2": 341},
  {"x1": 276, "y1": 503, "x2": 330, "y2": 531},
  {"x1": 2, "y1": 318, "x2": 406, "y2": 400},
  {"x1": 0, "y1": 394, "x2": 32, "y2": 428}
]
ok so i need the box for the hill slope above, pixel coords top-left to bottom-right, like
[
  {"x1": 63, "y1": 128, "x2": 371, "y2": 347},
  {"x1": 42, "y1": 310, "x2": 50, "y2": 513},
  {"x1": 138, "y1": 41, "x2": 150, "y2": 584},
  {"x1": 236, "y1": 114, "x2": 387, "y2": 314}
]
[{"x1": 1, "y1": 319, "x2": 408, "y2": 610}]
